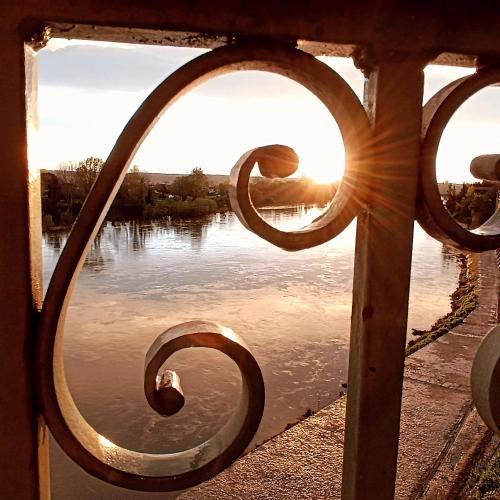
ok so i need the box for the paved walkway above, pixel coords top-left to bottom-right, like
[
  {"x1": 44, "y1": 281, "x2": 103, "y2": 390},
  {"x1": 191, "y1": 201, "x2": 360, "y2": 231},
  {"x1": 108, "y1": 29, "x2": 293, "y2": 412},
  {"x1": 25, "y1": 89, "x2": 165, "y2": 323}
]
[{"x1": 181, "y1": 251, "x2": 499, "y2": 499}]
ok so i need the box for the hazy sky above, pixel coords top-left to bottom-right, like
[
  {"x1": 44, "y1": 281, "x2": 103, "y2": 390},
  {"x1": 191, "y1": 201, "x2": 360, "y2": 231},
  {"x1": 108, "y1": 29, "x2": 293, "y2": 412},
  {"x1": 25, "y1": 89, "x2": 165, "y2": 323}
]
[{"x1": 35, "y1": 39, "x2": 500, "y2": 182}]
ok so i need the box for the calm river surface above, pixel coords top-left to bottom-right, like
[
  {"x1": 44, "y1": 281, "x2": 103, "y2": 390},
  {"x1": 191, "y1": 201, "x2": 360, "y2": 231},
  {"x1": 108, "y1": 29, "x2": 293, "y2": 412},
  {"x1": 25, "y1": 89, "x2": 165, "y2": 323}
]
[{"x1": 43, "y1": 206, "x2": 459, "y2": 498}]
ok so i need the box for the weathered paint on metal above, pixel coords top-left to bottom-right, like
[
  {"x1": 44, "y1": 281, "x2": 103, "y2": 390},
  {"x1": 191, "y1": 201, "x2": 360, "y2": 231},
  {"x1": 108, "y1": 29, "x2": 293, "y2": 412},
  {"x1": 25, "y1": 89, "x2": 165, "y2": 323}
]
[
  {"x1": 11, "y1": 2, "x2": 500, "y2": 65},
  {"x1": 0, "y1": 34, "x2": 47, "y2": 498},
  {"x1": 342, "y1": 57, "x2": 425, "y2": 500}
]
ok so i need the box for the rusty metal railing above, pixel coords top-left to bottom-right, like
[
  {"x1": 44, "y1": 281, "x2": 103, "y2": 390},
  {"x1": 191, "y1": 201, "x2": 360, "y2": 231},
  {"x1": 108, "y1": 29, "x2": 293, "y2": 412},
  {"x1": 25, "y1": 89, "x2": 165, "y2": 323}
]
[{"x1": 34, "y1": 41, "x2": 500, "y2": 497}]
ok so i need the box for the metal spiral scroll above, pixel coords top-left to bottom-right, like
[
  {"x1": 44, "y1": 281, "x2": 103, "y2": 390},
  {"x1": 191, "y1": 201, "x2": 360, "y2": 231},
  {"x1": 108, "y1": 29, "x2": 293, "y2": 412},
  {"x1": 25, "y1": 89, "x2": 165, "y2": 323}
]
[
  {"x1": 36, "y1": 43, "x2": 369, "y2": 491},
  {"x1": 418, "y1": 66, "x2": 500, "y2": 436},
  {"x1": 228, "y1": 68, "x2": 370, "y2": 251},
  {"x1": 471, "y1": 324, "x2": 500, "y2": 436},
  {"x1": 418, "y1": 65, "x2": 500, "y2": 251}
]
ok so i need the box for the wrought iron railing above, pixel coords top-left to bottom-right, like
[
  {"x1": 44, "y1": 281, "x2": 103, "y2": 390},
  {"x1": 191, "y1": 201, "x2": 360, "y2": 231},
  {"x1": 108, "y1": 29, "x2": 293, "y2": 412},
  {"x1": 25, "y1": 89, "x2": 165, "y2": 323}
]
[
  {"x1": 33, "y1": 41, "x2": 500, "y2": 496},
  {"x1": 3, "y1": 5, "x2": 500, "y2": 498}
]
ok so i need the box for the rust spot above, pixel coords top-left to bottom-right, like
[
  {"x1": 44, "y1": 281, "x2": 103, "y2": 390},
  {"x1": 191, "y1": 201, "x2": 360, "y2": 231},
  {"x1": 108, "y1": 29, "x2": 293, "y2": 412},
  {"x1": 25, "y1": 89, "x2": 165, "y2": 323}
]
[
  {"x1": 362, "y1": 305, "x2": 374, "y2": 321},
  {"x1": 369, "y1": 366, "x2": 376, "y2": 373}
]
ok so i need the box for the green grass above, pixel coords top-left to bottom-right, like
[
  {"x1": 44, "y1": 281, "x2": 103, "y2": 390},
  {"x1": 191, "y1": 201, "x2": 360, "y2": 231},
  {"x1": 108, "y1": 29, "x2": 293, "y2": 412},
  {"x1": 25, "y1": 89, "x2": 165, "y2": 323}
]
[
  {"x1": 406, "y1": 253, "x2": 479, "y2": 356},
  {"x1": 470, "y1": 447, "x2": 500, "y2": 499}
]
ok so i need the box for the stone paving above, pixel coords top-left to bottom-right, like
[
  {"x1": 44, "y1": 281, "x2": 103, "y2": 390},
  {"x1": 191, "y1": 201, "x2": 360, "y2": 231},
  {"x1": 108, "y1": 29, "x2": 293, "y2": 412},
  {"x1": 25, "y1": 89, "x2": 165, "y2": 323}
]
[{"x1": 181, "y1": 251, "x2": 499, "y2": 499}]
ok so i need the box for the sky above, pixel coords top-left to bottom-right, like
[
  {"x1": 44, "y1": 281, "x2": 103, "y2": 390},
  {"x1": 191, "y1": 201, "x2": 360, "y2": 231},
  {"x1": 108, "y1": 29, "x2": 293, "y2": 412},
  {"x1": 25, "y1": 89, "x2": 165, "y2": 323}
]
[{"x1": 34, "y1": 38, "x2": 500, "y2": 183}]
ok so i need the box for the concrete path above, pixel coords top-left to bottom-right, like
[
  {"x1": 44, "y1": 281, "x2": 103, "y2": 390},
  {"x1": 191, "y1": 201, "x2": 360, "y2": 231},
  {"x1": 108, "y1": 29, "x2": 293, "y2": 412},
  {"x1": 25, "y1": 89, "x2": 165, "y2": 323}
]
[{"x1": 181, "y1": 251, "x2": 499, "y2": 499}]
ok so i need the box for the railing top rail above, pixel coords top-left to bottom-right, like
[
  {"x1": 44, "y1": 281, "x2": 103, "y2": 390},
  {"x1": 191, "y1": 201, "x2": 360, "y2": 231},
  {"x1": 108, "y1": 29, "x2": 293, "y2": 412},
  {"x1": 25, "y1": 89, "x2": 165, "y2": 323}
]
[{"x1": 13, "y1": 2, "x2": 500, "y2": 67}]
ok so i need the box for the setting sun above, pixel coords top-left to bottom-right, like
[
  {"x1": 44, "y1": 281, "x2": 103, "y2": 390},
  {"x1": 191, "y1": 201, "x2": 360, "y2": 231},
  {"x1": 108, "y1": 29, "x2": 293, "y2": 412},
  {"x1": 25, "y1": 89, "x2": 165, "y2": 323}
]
[
  {"x1": 299, "y1": 164, "x2": 343, "y2": 184},
  {"x1": 295, "y1": 147, "x2": 345, "y2": 184}
]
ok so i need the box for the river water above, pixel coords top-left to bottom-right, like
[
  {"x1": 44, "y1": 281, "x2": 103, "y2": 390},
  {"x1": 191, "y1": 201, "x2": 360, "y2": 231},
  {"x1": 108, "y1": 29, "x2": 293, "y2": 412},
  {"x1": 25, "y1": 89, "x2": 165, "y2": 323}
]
[{"x1": 42, "y1": 206, "x2": 460, "y2": 498}]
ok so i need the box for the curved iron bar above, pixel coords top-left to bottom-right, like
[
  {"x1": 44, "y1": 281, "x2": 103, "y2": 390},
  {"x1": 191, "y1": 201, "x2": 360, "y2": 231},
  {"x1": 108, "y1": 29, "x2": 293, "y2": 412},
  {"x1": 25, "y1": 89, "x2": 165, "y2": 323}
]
[
  {"x1": 36, "y1": 42, "x2": 368, "y2": 491},
  {"x1": 471, "y1": 324, "x2": 500, "y2": 436},
  {"x1": 418, "y1": 66, "x2": 500, "y2": 251},
  {"x1": 228, "y1": 86, "x2": 371, "y2": 251}
]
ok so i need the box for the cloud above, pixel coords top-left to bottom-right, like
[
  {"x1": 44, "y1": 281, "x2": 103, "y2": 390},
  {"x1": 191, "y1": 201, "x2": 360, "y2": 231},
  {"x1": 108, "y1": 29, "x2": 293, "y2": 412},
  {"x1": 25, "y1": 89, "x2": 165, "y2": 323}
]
[
  {"x1": 38, "y1": 42, "x2": 208, "y2": 92},
  {"x1": 38, "y1": 41, "x2": 310, "y2": 99},
  {"x1": 37, "y1": 40, "x2": 363, "y2": 101}
]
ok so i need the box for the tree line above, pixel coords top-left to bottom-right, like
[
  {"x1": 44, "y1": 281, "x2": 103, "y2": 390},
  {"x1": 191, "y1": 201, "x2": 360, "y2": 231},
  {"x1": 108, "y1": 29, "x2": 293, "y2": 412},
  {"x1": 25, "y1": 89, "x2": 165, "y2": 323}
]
[
  {"x1": 41, "y1": 157, "x2": 339, "y2": 229},
  {"x1": 42, "y1": 157, "x2": 150, "y2": 228},
  {"x1": 42, "y1": 158, "x2": 498, "y2": 231},
  {"x1": 443, "y1": 181, "x2": 498, "y2": 228}
]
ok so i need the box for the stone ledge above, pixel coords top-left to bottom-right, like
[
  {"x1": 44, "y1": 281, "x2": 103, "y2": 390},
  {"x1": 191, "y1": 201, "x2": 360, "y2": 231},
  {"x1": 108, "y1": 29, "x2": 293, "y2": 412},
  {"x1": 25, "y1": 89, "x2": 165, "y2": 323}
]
[{"x1": 404, "y1": 332, "x2": 482, "y2": 392}]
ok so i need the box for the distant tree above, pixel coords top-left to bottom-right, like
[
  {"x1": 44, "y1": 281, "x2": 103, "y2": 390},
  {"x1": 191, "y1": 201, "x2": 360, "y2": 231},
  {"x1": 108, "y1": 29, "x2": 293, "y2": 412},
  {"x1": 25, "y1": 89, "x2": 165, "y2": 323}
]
[
  {"x1": 40, "y1": 172, "x2": 61, "y2": 223},
  {"x1": 215, "y1": 182, "x2": 230, "y2": 209},
  {"x1": 117, "y1": 165, "x2": 148, "y2": 206},
  {"x1": 248, "y1": 177, "x2": 336, "y2": 207},
  {"x1": 75, "y1": 157, "x2": 104, "y2": 195},
  {"x1": 218, "y1": 182, "x2": 229, "y2": 197},
  {"x1": 170, "y1": 168, "x2": 209, "y2": 200},
  {"x1": 470, "y1": 185, "x2": 497, "y2": 227},
  {"x1": 444, "y1": 184, "x2": 457, "y2": 213},
  {"x1": 444, "y1": 181, "x2": 498, "y2": 228},
  {"x1": 189, "y1": 167, "x2": 209, "y2": 198},
  {"x1": 170, "y1": 175, "x2": 190, "y2": 199}
]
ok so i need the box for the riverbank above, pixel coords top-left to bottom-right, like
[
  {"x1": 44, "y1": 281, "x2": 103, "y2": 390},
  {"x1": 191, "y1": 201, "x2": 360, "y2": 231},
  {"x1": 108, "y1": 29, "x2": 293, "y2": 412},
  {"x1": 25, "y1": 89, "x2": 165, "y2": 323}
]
[
  {"x1": 41, "y1": 164, "x2": 337, "y2": 230},
  {"x1": 407, "y1": 253, "x2": 479, "y2": 355},
  {"x1": 42, "y1": 198, "x2": 228, "y2": 231}
]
